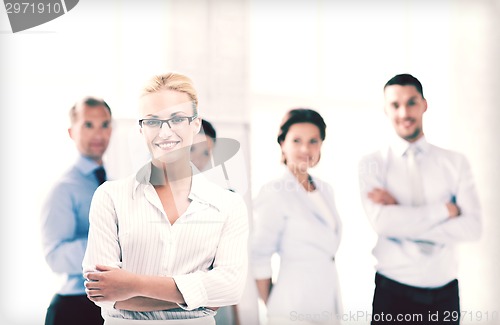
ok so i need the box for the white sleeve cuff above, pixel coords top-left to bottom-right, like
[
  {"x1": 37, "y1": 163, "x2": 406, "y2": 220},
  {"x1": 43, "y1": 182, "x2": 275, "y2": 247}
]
[
  {"x1": 429, "y1": 203, "x2": 450, "y2": 222},
  {"x1": 95, "y1": 300, "x2": 116, "y2": 310},
  {"x1": 173, "y1": 273, "x2": 207, "y2": 310},
  {"x1": 252, "y1": 263, "x2": 272, "y2": 280}
]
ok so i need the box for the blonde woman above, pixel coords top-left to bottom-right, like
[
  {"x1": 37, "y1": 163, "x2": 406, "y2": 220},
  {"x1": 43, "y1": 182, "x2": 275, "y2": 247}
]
[{"x1": 82, "y1": 73, "x2": 249, "y2": 324}]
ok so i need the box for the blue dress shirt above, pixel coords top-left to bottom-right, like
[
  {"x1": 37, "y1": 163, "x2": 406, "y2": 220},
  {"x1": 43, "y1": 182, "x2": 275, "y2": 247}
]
[{"x1": 41, "y1": 155, "x2": 104, "y2": 295}]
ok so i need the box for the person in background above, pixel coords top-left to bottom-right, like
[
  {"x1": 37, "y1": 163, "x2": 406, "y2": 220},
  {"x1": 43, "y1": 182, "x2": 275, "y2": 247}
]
[
  {"x1": 82, "y1": 72, "x2": 249, "y2": 325},
  {"x1": 251, "y1": 108, "x2": 343, "y2": 325},
  {"x1": 358, "y1": 74, "x2": 482, "y2": 324},
  {"x1": 41, "y1": 96, "x2": 112, "y2": 325},
  {"x1": 190, "y1": 119, "x2": 217, "y2": 172}
]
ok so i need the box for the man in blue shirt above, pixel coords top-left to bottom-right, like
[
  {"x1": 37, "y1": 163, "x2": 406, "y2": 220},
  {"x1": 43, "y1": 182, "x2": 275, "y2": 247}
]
[{"x1": 41, "y1": 96, "x2": 112, "y2": 325}]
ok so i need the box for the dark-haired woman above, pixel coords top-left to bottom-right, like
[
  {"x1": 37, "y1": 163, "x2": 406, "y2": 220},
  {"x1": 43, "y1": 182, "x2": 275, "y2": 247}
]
[{"x1": 251, "y1": 108, "x2": 342, "y2": 324}]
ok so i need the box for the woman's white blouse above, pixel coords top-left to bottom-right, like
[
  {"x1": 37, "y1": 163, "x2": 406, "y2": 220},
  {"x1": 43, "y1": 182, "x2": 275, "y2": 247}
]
[
  {"x1": 307, "y1": 190, "x2": 337, "y2": 231},
  {"x1": 251, "y1": 169, "x2": 343, "y2": 322},
  {"x1": 82, "y1": 163, "x2": 249, "y2": 320}
]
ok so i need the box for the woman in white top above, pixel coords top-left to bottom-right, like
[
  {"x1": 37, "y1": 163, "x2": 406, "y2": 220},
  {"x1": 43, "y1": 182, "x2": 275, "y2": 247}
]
[
  {"x1": 82, "y1": 73, "x2": 249, "y2": 324},
  {"x1": 251, "y1": 109, "x2": 342, "y2": 325}
]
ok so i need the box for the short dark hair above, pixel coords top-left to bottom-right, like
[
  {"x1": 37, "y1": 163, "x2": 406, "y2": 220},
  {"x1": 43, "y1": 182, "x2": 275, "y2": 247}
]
[
  {"x1": 277, "y1": 108, "x2": 326, "y2": 145},
  {"x1": 69, "y1": 96, "x2": 112, "y2": 124},
  {"x1": 384, "y1": 74, "x2": 424, "y2": 99},
  {"x1": 201, "y1": 119, "x2": 217, "y2": 141}
]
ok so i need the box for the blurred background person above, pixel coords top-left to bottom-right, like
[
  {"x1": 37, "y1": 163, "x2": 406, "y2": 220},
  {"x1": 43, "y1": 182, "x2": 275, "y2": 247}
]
[
  {"x1": 359, "y1": 74, "x2": 481, "y2": 325},
  {"x1": 41, "y1": 96, "x2": 112, "y2": 325},
  {"x1": 191, "y1": 119, "x2": 217, "y2": 172},
  {"x1": 251, "y1": 108, "x2": 343, "y2": 324}
]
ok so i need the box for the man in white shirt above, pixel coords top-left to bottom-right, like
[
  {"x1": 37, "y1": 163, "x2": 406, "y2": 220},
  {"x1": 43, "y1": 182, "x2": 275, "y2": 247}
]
[{"x1": 359, "y1": 74, "x2": 481, "y2": 324}]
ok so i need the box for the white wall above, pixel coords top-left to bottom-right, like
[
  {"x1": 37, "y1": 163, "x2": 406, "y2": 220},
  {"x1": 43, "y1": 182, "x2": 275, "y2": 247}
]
[
  {"x1": 1, "y1": 0, "x2": 498, "y2": 324},
  {"x1": 448, "y1": 0, "x2": 500, "y2": 317}
]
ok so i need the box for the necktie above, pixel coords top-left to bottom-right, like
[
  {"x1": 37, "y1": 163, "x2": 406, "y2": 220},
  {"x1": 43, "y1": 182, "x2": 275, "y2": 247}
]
[
  {"x1": 406, "y1": 146, "x2": 434, "y2": 254},
  {"x1": 406, "y1": 146, "x2": 424, "y2": 206},
  {"x1": 94, "y1": 166, "x2": 107, "y2": 185}
]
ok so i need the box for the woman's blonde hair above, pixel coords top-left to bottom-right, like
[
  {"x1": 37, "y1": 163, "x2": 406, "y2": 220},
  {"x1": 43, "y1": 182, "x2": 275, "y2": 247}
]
[{"x1": 141, "y1": 72, "x2": 198, "y2": 114}]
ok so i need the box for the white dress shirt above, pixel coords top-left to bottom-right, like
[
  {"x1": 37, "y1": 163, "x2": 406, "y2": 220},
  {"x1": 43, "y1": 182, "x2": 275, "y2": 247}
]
[
  {"x1": 82, "y1": 163, "x2": 249, "y2": 321},
  {"x1": 251, "y1": 168, "x2": 342, "y2": 322},
  {"x1": 359, "y1": 136, "x2": 482, "y2": 288}
]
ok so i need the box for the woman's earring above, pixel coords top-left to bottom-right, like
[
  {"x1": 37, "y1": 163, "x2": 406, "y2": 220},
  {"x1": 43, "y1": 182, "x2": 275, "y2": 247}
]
[{"x1": 281, "y1": 152, "x2": 287, "y2": 165}]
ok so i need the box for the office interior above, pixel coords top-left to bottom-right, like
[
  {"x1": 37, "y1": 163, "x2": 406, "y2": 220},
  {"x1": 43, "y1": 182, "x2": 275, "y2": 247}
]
[{"x1": 1, "y1": 0, "x2": 499, "y2": 324}]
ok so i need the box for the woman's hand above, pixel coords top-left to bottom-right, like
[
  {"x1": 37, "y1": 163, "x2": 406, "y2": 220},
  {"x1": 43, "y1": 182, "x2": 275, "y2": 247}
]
[{"x1": 84, "y1": 265, "x2": 139, "y2": 302}]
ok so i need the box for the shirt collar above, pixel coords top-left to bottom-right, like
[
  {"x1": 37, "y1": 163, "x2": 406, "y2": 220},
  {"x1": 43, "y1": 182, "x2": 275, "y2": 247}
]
[
  {"x1": 281, "y1": 165, "x2": 319, "y2": 190},
  {"x1": 132, "y1": 162, "x2": 223, "y2": 210},
  {"x1": 133, "y1": 162, "x2": 152, "y2": 193},
  {"x1": 75, "y1": 155, "x2": 102, "y2": 176},
  {"x1": 390, "y1": 135, "x2": 429, "y2": 157}
]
